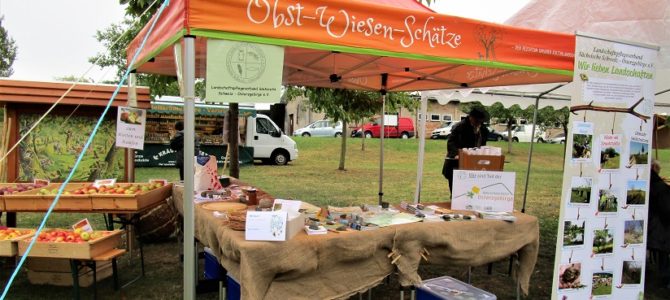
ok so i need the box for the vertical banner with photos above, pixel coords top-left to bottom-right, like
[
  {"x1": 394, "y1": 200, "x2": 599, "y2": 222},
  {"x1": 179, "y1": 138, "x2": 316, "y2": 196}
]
[{"x1": 552, "y1": 34, "x2": 658, "y2": 299}]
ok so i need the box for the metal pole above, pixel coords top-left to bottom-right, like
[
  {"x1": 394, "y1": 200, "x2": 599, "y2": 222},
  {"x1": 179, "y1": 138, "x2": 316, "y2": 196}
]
[
  {"x1": 183, "y1": 35, "x2": 196, "y2": 300},
  {"x1": 521, "y1": 84, "x2": 564, "y2": 213},
  {"x1": 413, "y1": 94, "x2": 428, "y2": 203},
  {"x1": 378, "y1": 74, "x2": 388, "y2": 205}
]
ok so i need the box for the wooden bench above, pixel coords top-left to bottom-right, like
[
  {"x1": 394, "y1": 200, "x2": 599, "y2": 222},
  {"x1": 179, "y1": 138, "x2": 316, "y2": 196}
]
[{"x1": 69, "y1": 248, "x2": 126, "y2": 300}]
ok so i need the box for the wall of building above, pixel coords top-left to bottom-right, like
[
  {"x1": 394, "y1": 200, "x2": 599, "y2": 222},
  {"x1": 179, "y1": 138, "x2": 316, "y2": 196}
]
[{"x1": 284, "y1": 96, "x2": 326, "y2": 135}]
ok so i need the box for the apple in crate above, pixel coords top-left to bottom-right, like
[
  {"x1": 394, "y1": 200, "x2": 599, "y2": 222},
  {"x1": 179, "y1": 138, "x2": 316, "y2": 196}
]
[
  {"x1": 0, "y1": 229, "x2": 33, "y2": 240},
  {"x1": 35, "y1": 230, "x2": 110, "y2": 243},
  {"x1": 0, "y1": 182, "x2": 49, "y2": 195}
]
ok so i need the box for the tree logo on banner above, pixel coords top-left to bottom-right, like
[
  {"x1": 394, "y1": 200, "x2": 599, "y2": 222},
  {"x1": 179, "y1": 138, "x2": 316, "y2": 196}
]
[{"x1": 226, "y1": 43, "x2": 267, "y2": 83}]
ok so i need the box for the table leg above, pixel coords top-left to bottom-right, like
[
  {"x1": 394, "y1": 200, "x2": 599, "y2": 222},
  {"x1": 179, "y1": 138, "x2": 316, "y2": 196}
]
[
  {"x1": 112, "y1": 258, "x2": 119, "y2": 291},
  {"x1": 7, "y1": 212, "x2": 16, "y2": 228},
  {"x1": 106, "y1": 214, "x2": 115, "y2": 231},
  {"x1": 92, "y1": 262, "x2": 98, "y2": 300},
  {"x1": 139, "y1": 239, "x2": 145, "y2": 276},
  {"x1": 70, "y1": 260, "x2": 80, "y2": 300}
]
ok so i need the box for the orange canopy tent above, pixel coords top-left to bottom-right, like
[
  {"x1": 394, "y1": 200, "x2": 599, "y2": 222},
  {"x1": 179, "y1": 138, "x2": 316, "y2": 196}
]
[
  {"x1": 127, "y1": 0, "x2": 575, "y2": 91},
  {"x1": 126, "y1": 0, "x2": 577, "y2": 298}
]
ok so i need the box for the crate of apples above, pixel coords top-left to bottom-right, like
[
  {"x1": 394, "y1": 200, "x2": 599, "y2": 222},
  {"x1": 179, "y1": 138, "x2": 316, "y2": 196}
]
[
  {"x1": 90, "y1": 182, "x2": 172, "y2": 211},
  {"x1": 0, "y1": 183, "x2": 50, "y2": 211},
  {"x1": 19, "y1": 229, "x2": 123, "y2": 259},
  {"x1": 0, "y1": 228, "x2": 36, "y2": 256},
  {"x1": 5, "y1": 183, "x2": 93, "y2": 211}
]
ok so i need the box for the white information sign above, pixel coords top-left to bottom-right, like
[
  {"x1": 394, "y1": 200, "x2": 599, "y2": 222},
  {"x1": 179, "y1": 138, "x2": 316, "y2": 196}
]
[
  {"x1": 245, "y1": 211, "x2": 288, "y2": 241},
  {"x1": 115, "y1": 106, "x2": 146, "y2": 150},
  {"x1": 206, "y1": 40, "x2": 284, "y2": 103},
  {"x1": 552, "y1": 34, "x2": 658, "y2": 300},
  {"x1": 451, "y1": 170, "x2": 516, "y2": 212}
]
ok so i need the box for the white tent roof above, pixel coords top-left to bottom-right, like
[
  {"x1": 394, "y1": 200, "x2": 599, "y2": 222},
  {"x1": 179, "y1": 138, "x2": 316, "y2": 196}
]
[
  {"x1": 503, "y1": 0, "x2": 670, "y2": 114},
  {"x1": 423, "y1": 0, "x2": 670, "y2": 114}
]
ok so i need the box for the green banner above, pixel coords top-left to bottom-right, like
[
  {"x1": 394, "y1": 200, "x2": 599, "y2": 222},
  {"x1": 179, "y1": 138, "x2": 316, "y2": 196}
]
[{"x1": 134, "y1": 144, "x2": 254, "y2": 167}]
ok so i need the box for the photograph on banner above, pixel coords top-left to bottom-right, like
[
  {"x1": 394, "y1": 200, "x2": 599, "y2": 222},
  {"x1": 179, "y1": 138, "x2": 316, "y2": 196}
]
[
  {"x1": 563, "y1": 219, "x2": 587, "y2": 248},
  {"x1": 592, "y1": 227, "x2": 615, "y2": 256},
  {"x1": 558, "y1": 262, "x2": 587, "y2": 290},
  {"x1": 625, "y1": 180, "x2": 647, "y2": 206},
  {"x1": 599, "y1": 134, "x2": 622, "y2": 171},
  {"x1": 620, "y1": 260, "x2": 643, "y2": 286},
  {"x1": 623, "y1": 219, "x2": 644, "y2": 247},
  {"x1": 591, "y1": 270, "x2": 614, "y2": 297},
  {"x1": 627, "y1": 140, "x2": 649, "y2": 167},
  {"x1": 597, "y1": 174, "x2": 620, "y2": 215},
  {"x1": 571, "y1": 121, "x2": 594, "y2": 163},
  {"x1": 569, "y1": 176, "x2": 594, "y2": 206}
]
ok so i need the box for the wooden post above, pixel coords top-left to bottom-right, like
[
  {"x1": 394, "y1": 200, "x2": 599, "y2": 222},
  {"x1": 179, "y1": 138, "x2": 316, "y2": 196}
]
[{"x1": 229, "y1": 103, "x2": 240, "y2": 179}]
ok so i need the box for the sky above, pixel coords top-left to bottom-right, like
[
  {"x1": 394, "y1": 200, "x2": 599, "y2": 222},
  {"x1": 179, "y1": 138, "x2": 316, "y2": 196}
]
[{"x1": 0, "y1": 0, "x2": 531, "y2": 83}]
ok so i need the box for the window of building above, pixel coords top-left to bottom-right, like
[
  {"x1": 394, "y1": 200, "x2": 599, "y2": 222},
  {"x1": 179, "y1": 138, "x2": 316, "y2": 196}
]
[
  {"x1": 442, "y1": 114, "x2": 452, "y2": 122},
  {"x1": 430, "y1": 114, "x2": 441, "y2": 122}
]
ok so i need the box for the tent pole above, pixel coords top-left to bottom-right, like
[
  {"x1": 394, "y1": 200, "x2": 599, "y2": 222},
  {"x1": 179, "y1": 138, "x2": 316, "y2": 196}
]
[
  {"x1": 378, "y1": 73, "x2": 388, "y2": 205},
  {"x1": 414, "y1": 94, "x2": 428, "y2": 204},
  {"x1": 182, "y1": 35, "x2": 196, "y2": 300},
  {"x1": 126, "y1": 72, "x2": 137, "y2": 183},
  {"x1": 522, "y1": 84, "x2": 564, "y2": 213}
]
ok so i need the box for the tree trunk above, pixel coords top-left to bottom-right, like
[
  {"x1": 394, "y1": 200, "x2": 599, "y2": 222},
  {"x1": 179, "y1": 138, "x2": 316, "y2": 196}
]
[
  {"x1": 229, "y1": 103, "x2": 240, "y2": 179},
  {"x1": 507, "y1": 118, "x2": 513, "y2": 154},
  {"x1": 339, "y1": 119, "x2": 347, "y2": 170},
  {"x1": 360, "y1": 121, "x2": 366, "y2": 151}
]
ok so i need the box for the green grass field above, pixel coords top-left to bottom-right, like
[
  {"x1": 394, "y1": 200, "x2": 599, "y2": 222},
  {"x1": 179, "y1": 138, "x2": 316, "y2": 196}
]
[{"x1": 2, "y1": 137, "x2": 669, "y2": 299}]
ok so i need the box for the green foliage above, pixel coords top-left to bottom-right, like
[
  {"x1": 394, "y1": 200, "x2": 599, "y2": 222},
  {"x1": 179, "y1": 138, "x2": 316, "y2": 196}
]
[
  {"x1": 0, "y1": 17, "x2": 18, "y2": 77},
  {"x1": 54, "y1": 75, "x2": 94, "y2": 83},
  {"x1": 287, "y1": 87, "x2": 417, "y2": 124}
]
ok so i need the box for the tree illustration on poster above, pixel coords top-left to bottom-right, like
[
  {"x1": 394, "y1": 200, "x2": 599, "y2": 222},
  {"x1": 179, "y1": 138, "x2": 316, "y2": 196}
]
[{"x1": 552, "y1": 33, "x2": 659, "y2": 300}]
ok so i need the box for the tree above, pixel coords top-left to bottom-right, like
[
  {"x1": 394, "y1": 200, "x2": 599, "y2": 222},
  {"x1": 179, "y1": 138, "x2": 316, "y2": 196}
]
[
  {"x1": 483, "y1": 102, "x2": 522, "y2": 154},
  {"x1": 0, "y1": 17, "x2": 18, "y2": 77},
  {"x1": 287, "y1": 87, "x2": 416, "y2": 171}
]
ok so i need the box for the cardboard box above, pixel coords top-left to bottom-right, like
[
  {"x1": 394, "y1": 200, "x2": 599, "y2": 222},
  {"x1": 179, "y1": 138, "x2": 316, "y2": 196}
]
[
  {"x1": 27, "y1": 262, "x2": 113, "y2": 287},
  {"x1": 0, "y1": 228, "x2": 35, "y2": 257},
  {"x1": 458, "y1": 150, "x2": 504, "y2": 171},
  {"x1": 26, "y1": 257, "x2": 110, "y2": 272},
  {"x1": 18, "y1": 230, "x2": 123, "y2": 259}
]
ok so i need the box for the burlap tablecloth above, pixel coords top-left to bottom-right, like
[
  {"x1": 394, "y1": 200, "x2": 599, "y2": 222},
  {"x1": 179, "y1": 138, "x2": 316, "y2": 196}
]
[{"x1": 173, "y1": 183, "x2": 539, "y2": 299}]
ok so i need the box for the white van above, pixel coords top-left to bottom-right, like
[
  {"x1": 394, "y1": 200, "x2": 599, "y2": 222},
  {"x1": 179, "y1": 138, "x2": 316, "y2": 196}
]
[{"x1": 245, "y1": 114, "x2": 298, "y2": 165}]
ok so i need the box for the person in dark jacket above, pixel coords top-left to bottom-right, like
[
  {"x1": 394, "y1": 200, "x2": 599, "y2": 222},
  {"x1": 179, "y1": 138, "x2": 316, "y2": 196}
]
[
  {"x1": 169, "y1": 121, "x2": 200, "y2": 181},
  {"x1": 648, "y1": 159, "x2": 670, "y2": 287},
  {"x1": 442, "y1": 107, "x2": 490, "y2": 192}
]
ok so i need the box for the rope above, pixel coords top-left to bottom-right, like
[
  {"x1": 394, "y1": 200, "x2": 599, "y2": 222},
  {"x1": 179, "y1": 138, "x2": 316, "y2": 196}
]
[
  {"x1": 0, "y1": 0, "x2": 169, "y2": 298},
  {"x1": 0, "y1": 0, "x2": 159, "y2": 166}
]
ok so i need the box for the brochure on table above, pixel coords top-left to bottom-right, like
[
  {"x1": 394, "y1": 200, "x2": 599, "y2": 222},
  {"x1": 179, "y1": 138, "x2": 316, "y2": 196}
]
[
  {"x1": 551, "y1": 34, "x2": 658, "y2": 300},
  {"x1": 451, "y1": 170, "x2": 516, "y2": 212}
]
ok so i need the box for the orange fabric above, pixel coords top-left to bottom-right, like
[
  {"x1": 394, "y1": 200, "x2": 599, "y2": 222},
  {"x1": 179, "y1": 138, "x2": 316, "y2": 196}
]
[
  {"x1": 126, "y1": 0, "x2": 186, "y2": 68},
  {"x1": 187, "y1": 0, "x2": 574, "y2": 71}
]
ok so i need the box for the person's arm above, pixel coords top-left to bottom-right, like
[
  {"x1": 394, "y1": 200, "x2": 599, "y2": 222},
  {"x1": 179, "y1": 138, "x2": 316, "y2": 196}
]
[
  {"x1": 447, "y1": 124, "x2": 462, "y2": 158},
  {"x1": 169, "y1": 133, "x2": 184, "y2": 151}
]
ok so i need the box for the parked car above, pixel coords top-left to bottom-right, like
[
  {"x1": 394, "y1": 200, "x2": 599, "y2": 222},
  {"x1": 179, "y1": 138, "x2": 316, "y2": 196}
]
[
  {"x1": 293, "y1": 120, "x2": 343, "y2": 137},
  {"x1": 500, "y1": 124, "x2": 547, "y2": 143},
  {"x1": 486, "y1": 126, "x2": 504, "y2": 141},
  {"x1": 430, "y1": 122, "x2": 453, "y2": 139},
  {"x1": 352, "y1": 117, "x2": 415, "y2": 139},
  {"x1": 549, "y1": 132, "x2": 566, "y2": 144}
]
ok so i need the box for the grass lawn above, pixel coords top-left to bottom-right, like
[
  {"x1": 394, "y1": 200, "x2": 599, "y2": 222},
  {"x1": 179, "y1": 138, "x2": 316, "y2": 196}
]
[{"x1": 2, "y1": 137, "x2": 669, "y2": 299}]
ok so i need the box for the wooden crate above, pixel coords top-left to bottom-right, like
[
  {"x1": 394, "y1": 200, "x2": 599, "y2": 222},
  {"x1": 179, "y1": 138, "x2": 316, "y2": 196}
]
[
  {"x1": 18, "y1": 230, "x2": 123, "y2": 260},
  {"x1": 0, "y1": 228, "x2": 35, "y2": 257},
  {"x1": 458, "y1": 150, "x2": 505, "y2": 171},
  {"x1": 91, "y1": 183, "x2": 173, "y2": 211},
  {"x1": 0, "y1": 183, "x2": 51, "y2": 211},
  {"x1": 26, "y1": 257, "x2": 110, "y2": 272},
  {"x1": 4, "y1": 183, "x2": 92, "y2": 211}
]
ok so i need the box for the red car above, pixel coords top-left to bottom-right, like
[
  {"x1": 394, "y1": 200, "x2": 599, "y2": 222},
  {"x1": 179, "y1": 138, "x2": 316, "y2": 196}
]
[{"x1": 352, "y1": 117, "x2": 415, "y2": 139}]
